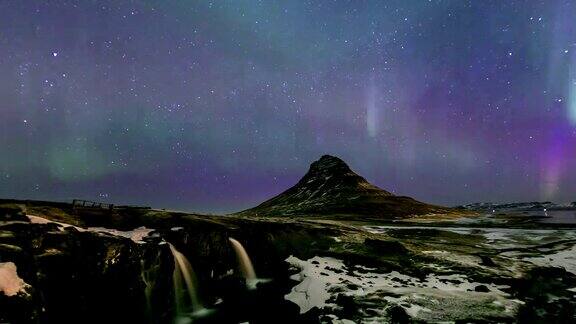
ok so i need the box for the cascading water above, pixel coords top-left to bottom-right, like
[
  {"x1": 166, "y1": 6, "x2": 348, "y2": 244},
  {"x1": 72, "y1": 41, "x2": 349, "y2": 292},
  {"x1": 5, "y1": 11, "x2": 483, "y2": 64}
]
[
  {"x1": 140, "y1": 258, "x2": 157, "y2": 316},
  {"x1": 228, "y1": 238, "x2": 256, "y2": 280},
  {"x1": 228, "y1": 237, "x2": 267, "y2": 290},
  {"x1": 168, "y1": 243, "x2": 202, "y2": 317}
]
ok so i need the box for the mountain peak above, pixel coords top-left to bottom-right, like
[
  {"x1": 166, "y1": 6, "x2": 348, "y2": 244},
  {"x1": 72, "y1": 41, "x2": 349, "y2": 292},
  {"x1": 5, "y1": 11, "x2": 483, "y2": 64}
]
[
  {"x1": 236, "y1": 154, "x2": 450, "y2": 218},
  {"x1": 318, "y1": 154, "x2": 345, "y2": 163},
  {"x1": 309, "y1": 155, "x2": 351, "y2": 174},
  {"x1": 297, "y1": 155, "x2": 389, "y2": 198}
]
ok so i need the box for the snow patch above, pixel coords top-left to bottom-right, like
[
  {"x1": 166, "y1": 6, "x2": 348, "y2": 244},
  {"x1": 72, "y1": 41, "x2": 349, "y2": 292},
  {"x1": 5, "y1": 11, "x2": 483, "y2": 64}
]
[
  {"x1": 0, "y1": 262, "x2": 30, "y2": 297},
  {"x1": 364, "y1": 225, "x2": 576, "y2": 249},
  {"x1": 27, "y1": 215, "x2": 153, "y2": 243},
  {"x1": 27, "y1": 215, "x2": 83, "y2": 230},
  {"x1": 524, "y1": 244, "x2": 576, "y2": 275},
  {"x1": 87, "y1": 226, "x2": 154, "y2": 243},
  {"x1": 284, "y1": 255, "x2": 520, "y2": 320}
]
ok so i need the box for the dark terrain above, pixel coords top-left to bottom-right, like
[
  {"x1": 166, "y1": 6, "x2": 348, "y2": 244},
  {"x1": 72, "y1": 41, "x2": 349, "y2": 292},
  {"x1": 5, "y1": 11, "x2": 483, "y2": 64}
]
[
  {"x1": 1, "y1": 156, "x2": 575, "y2": 323},
  {"x1": 237, "y1": 155, "x2": 452, "y2": 219}
]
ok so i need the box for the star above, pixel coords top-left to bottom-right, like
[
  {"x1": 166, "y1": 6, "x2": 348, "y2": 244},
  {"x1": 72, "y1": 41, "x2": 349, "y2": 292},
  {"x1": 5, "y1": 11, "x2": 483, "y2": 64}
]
[{"x1": 0, "y1": 0, "x2": 574, "y2": 211}]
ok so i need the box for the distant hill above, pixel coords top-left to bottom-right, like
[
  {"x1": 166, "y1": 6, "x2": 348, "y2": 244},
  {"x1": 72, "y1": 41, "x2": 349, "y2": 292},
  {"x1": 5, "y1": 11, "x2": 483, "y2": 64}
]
[
  {"x1": 236, "y1": 155, "x2": 451, "y2": 218},
  {"x1": 458, "y1": 201, "x2": 576, "y2": 212}
]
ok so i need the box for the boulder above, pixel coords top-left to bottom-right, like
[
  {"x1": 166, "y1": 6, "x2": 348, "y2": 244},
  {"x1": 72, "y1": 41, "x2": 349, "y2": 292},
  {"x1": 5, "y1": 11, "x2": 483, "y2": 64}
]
[{"x1": 0, "y1": 205, "x2": 28, "y2": 222}]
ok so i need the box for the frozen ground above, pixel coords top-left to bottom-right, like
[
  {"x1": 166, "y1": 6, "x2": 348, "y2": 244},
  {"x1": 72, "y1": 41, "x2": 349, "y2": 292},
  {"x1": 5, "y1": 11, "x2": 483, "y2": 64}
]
[
  {"x1": 285, "y1": 255, "x2": 522, "y2": 322},
  {"x1": 283, "y1": 224, "x2": 576, "y2": 322},
  {"x1": 0, "y1": 262, "x2": 30, "y2": 297},
  {"x1": 364, "y1": 225, "x2": 576, "y2": 249},
  {"x1": 367, "y1": 225, "x2": 576, "y2": 277},
  {"x1": 27, "y1": 215, "x2": 154, "y2": 243},
  {"x1": 523, "y1": 245, "x2": 576, "y2": 275}
]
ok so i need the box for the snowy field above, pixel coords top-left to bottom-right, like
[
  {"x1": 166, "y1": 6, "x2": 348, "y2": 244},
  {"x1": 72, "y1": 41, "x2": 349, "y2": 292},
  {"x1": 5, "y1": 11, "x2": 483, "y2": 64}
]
[
  {"x1": 283, "y1": 224, "x2": 576, "y2": 322},
  {"x1": 285, "y1": 255, "x2": 523, "y2": 322}
]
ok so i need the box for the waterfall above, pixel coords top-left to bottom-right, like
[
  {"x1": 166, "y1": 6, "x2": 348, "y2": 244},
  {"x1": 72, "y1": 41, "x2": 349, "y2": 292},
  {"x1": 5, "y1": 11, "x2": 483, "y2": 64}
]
[
  {"x1": 140, "y1": 250, "x2": 163, "y2": 319},
  {"x1": 168, "y1": 243, "x2": 202, "y2": 315},
  {"x1": 140, "y1": 259, "x2": 154, "y2": 316},
  {"x1": 228, "y1": 238, "x2": 256, "y2": 281}
]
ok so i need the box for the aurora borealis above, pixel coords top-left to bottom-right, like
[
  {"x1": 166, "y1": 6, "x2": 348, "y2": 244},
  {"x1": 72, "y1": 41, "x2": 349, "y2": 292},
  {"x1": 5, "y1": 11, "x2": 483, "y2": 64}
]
[{"x1": 0, "y1": 1, "x2": 575, "y2": 213}]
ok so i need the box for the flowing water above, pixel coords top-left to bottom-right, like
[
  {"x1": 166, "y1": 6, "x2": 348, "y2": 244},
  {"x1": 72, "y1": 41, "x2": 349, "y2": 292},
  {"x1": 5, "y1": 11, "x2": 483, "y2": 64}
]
[
  {"x1": 140, "y1": 250, "x2": 163, "y2": 318},
  {"x1": 168, "y1": 243, "x2": 202, "y2": 315},
  {"x1": 228, "y1": 238, "x2": 256, "y2": 281},
  {"x1": 140, "y1": 260, "x2": 154, "y2": 315}
]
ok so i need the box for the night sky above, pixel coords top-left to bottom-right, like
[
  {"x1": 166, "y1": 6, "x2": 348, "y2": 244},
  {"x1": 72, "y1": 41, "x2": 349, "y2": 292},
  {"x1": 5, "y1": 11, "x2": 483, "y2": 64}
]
[{"x1": 1, "y1": 1, "x2": 575, "y2": 213}]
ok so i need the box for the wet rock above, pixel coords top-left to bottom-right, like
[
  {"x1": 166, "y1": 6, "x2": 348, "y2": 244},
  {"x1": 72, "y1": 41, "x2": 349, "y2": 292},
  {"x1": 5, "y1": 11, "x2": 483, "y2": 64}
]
[
  {"x1": 326, "y1": 266, "x2": 344, "y2": 274},
  {"x1": 440, "y1": 278, "x2": 462, "y2": 285},
  {"x1": 0, "y1": 243, "x2": 22, "y2": 253},
  {"x1": 328, "y1": 285, "x2": 346, "y2": 294},
  {"x1": 514, "y1": 267, "x2": 576, "y2": 323},
  {"x1": 0, "y1": 243, "x2": 25, "y2": 267},
  {"x1": 364, "y1": 238, "x2": 408, "y2": 254},
  {"x1": 334, "y1": 294, "x2": 359, "y2": 319},
  {"x1": 474, "y1": 285, "x2": 490, "y2": 292},
  {"x1": 0, "y1": 205, "x2": 28, "y2": 222},
  {"x1": 0, "y1": 289, "x2": 38, "y2": 323},
  {"x1": 346, "y1": 283, "x2": 361, "y2": 290},
  {"x1": 479, "y1": 255, "x2": 496, "y2": 267},
  {"x1": 387, "y1": 304, "x2": 410, "y2": 323}
]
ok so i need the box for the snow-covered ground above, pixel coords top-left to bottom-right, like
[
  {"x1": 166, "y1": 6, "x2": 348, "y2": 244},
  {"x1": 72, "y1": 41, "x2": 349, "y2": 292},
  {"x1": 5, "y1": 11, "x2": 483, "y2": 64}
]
[
  {"x1": 27, "y1": 215, "x2": 154, "y2": 243},
  {"x1": 283, "y1": 225, "x2": 576, "y2": 321},
  {"x1": 28, "y1": 215, "x2": 83, "y2": 230},
  {"x1": 523, "y1": 245, "x2": 576, "y2": 275},
  {"x1": 285, "y1": 255, "x2": 522, "y2": 321},
  {"x1": 86, "y1": 226, "x2": 154, "y2": 243},
  {"x1": 0, "y1": 262, "x2": 30, "y2": 297},
  {"x1": 367, "y1": 224, "x2": 576, "y2": 276},
  {"x1": 364, "y1": 225, "x2": 576, "y2": 249}
]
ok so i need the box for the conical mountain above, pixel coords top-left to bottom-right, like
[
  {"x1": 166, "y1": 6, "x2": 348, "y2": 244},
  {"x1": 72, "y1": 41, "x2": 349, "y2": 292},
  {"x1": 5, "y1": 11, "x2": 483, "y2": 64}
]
[{"x1": 237, "y1": 155, "x2": 450, "y2": 218}]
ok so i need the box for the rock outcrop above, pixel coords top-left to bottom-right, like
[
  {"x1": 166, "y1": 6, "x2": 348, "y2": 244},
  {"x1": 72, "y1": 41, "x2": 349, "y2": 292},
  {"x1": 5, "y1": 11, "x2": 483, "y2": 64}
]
[
  {"x1": 0, "y1": 219, "x2": 174, "y2": 323},
  {"x1": 0, "y1": 203, "x2": 343, "y2": 323}
]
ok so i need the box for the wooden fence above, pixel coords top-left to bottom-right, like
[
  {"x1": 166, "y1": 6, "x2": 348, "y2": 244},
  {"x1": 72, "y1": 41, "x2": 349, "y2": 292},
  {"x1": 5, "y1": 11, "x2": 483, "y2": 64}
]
[{"x1": 72, "y1": 199, "x2": 114, "y2": 211}]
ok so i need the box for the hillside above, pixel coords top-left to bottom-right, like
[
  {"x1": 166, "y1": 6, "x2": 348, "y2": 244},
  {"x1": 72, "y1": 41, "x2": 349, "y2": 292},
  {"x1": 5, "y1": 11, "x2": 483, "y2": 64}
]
[{"x1": 237, "y1": 155, "x2": 451, "y2": 218}]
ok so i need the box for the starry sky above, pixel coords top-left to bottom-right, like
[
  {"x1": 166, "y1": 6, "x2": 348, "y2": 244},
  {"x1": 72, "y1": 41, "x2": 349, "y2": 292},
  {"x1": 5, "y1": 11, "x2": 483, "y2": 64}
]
[{"x1": 1, "y1": 1, "x2": 575, "y2": 213}]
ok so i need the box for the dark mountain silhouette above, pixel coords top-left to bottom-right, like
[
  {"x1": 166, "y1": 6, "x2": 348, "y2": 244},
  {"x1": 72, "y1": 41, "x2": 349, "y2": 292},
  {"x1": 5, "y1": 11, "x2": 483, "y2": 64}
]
[{"x1": 237, "y1": 155, "x2": 451, "y2": 218}]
